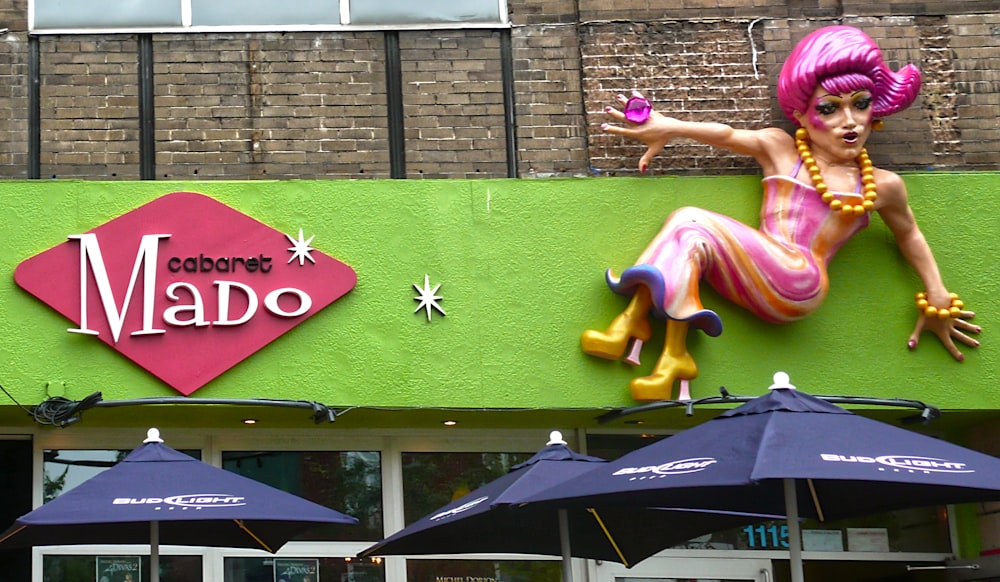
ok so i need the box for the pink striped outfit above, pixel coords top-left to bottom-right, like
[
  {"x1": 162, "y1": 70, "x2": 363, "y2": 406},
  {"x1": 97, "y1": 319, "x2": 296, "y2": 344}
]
[{"x1": 606, "y1": 162, "x2": 869, "y2": 336}]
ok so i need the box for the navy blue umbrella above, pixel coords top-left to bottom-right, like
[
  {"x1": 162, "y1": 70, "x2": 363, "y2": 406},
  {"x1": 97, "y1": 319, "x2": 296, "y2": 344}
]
[
  {"x1": 0, "y1": 428, "x2": 357, "y2": 582},
  {"x1": 523, "y1": 374, "x2": 1000, "y2": 582},
  {"x1": 359, "y1": 431, "x2": 777, "y2": 582}
]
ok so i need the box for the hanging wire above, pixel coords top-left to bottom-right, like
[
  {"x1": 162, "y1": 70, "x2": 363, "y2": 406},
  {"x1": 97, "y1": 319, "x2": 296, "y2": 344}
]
[
  {"x1": 597, "y1": 386, "x2": 941, "y2": 425},
  {"x1": 30, "y1": 392, "x2": 104, "y2": 427},
  {"x1": 1, "y1": 382, "x2": 338, "y2": 428},
  {"x1": 0, "y1": 381, "x2": 100, "y2": 426}
]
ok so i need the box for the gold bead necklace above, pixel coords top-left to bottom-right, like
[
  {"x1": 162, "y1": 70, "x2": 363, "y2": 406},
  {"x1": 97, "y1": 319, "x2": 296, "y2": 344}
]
[{"x1": 794, "y1": 127, "x2": 877, "y2": 217}]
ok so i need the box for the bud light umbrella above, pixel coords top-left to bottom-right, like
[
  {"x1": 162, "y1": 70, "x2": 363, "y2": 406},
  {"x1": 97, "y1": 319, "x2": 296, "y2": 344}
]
[
  {"x1": 521, "y1": 373, "x2": 1000, "y2": 582},
  {"x1": 358, "y1": 431, "x2": 778, "y2": 582},
  {"x1": 0, "y1": 428, "x2": 358, "y2": 582}
]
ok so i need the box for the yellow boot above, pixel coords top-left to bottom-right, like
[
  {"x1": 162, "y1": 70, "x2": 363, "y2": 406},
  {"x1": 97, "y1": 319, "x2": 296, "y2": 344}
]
[
  {"x1": 581, "y1": 286, "x2": 653, "y2": 360},
  {"x1": 629, "y1": 320, "x2": 698, "y2": 401}
]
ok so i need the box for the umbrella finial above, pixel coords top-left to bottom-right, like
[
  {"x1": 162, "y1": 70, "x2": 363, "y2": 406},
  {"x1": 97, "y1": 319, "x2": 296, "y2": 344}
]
[
  {"x1": 143, "y1": 428, "x2": 164, "y2": 443},
  {"x1": 547, "y1": 430, "x2": 567, "y2": 446},
  {"x1": 768, "y1": 371, "x2": 796, "y2": 391}
]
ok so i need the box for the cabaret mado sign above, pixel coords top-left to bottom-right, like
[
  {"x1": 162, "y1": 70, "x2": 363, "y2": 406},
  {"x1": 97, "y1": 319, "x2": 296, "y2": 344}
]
[{"x1": 14, "y1": 191, "x2": 357, "y2": 396}]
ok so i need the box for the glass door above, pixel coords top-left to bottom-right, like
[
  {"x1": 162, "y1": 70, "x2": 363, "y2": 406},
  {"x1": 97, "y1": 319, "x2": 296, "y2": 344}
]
[{"x1": 594, "y1": 557, "x2": 772, "y2": 582}]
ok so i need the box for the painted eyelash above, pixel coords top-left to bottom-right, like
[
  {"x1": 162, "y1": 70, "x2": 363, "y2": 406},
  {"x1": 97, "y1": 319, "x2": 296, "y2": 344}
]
[{"x1": 815, "y1": 101, "x2": 839, "y2": 115}]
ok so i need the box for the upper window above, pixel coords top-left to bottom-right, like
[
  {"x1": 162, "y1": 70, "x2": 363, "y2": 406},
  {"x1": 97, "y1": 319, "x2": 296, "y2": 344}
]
[
  {"x1": 191, "y1": 0, "x2": 341, "y2": 27},
  {"x1": 349, "y1": 0, "x2": 502, "y2": 26},
  {"x1": 29, "y1": 0, "x2": 508, "y2": 33}
]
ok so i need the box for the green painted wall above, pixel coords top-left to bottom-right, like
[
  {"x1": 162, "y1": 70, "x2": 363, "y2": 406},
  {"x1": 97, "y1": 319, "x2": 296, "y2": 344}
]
[{"x1": 0, "y1": 174, "x2": 995, "y2": 411}]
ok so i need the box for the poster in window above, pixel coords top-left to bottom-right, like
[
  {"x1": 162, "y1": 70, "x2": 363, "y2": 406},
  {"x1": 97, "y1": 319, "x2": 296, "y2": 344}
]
[
  {"x1": 846, "y1": 527, "x2": 890, "y2": 552},
  {"x1": 274, "y1": 558, "x2": 319, "y2": 582},
  {"x1": 97, "y1": 556, "x2": 141, "y2": 582}
]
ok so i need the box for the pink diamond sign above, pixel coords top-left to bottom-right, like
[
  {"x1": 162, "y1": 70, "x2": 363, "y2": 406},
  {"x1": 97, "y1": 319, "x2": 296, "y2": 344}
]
[{"x1": 14, "y1": 191, "x2": 357, "y2": 396}]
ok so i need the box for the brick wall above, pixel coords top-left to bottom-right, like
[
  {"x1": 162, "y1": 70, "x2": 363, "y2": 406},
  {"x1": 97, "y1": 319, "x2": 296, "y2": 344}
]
[
  {"x1": 510, "y1": 0, "x2": 589, "y2": 177},
  {"x1": 581, "y1": 20, "x2": 773, "y2": 176},
  {"x1": 155, "y1": 32, "x2": 388, "y2": 180},
  {"x1": 400, "y1": 30, "x2": 508, "y2": 179},
  {"x1": 0, "y1": 0, "x2": 28, "y2": 173},
  {"x1": 40, "y1": 36, "x2": 139, "y2": 179},
  {"x1": 948, "y1": 13, "x2": 1000, "y2": 169},
  {"x1": 155, "y1": 34, "x2": 256, "y2": 180},
  {"x1": 577, "y1": 9, "x2": 1000, "y2": 176},
  {"x1": 0, "y1": 0, "x2": 997, "y2": 180}
]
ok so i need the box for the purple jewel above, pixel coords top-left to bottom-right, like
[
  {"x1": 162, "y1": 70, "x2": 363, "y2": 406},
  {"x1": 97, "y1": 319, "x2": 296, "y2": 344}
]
[{"x1": 624, "y1": 96, "x2": 651, "y2": 124}]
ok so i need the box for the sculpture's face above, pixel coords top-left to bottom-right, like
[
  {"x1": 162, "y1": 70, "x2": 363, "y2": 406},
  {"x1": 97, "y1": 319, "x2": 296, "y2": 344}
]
[{"x1": 794, "y1": 85, "x2": 874, "y2": 160}]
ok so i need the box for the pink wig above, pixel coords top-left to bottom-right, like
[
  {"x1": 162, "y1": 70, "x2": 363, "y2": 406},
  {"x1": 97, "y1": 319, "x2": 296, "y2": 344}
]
[{"x1": 777, "y1": 26, "x2": 921, "y2": 125}]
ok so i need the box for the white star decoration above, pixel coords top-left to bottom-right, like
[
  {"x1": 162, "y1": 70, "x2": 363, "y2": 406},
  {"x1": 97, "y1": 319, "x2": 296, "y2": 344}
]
[
  {"x1": 413, "y1": 274, "x2": 446, "y2": 321},
  {"x1": 285, "y1": 229, "x2": 316, "y2": 266}
]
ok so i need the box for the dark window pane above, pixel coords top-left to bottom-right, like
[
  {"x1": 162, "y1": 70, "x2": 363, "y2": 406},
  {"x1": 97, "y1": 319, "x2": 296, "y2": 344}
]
[
  {"x1": 0, "y1": 440, "x2": 32, "y2": 581},
  {"x1": 43, "y1": 449, "x2": 201, "y2": 502},
  {"x1": 585, "y1": 433, "x2": 666, "y2": 461},
  {"x1": 224, "y1": 556, "x2": 385, "y2": 582},
  {"x1": 43, "y1": 555, "x2": 202, "y2": 582},
  {"x1": 798, "y1": 506, "x2": 951, "y2": 553},
  {"x1": 222, "y1": 451, "x2": 382, "y2": 541},
  {"x1": 400, "y1": 452, "x2": 532, "y2": 525},
  {"x1": 406, "y1": 558, "x2": 561, "y2": 582}
]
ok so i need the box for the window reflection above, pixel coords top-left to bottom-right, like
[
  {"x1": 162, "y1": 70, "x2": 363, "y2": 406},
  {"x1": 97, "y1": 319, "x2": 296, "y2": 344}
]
[
  {"x1": 43, "y1": 449, "x2": 201, "y2": 502},
  {"x1": 43, "y1": 554, "x2": 202, "y2": 582},
  {"x1": 222, "y1": 450, "x2": 382, "y2": 541},
  {"x1": 400, "y1": 452, "x2": 532, "y2": 525},
  {"x1": 405, "y1": 558, "x2": 561, "y2": 582},
  {"x1": 224, "y1": 556, "x2": 385, "y2": 582},
  {"x1": 398, "y1": 452, "x2": 553, "y2": 581}
]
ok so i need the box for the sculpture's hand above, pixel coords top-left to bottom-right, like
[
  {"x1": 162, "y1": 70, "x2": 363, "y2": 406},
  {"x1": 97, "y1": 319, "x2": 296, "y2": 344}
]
[
  {"x1": 601, "y1": 91, "x2": 674, "y2": 173},
  {"x1": 908, "y1": 309, "x2": 981, "y2": 361}
]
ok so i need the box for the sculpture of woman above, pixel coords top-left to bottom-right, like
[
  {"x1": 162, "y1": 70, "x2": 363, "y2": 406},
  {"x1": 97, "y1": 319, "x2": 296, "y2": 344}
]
[{"x1": 583, "y1": 25, "x2": 980, "y2": 401}]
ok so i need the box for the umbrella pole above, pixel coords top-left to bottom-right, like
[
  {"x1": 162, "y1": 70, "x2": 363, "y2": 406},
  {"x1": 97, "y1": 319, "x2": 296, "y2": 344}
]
[
  {"x1": 783, "y1": 479, "x2": 805, "y2": 582},
  {"x1": 557, "y1": 508, "x2": 573, "y2": 582},
  {"x1": 150, "y1": 521, "x2": 160, "y2": 582}
]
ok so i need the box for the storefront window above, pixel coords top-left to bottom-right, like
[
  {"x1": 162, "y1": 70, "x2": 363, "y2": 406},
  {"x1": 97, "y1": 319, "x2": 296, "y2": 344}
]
[
  {"x1": 400, "y1": 451, "x2": 532, "y2": 524},
  {"x1": 224, "y1": 556, "x2": 385, "y2": 582},
  {"x1": 40, "y1": 449, "x2": 206, "y2": 582},
  {"x1": 222, "y1": 450, "x2": 382, "y2": 541},
  {"x1": 586, "y1": 434, "x2": 952, "y2": 554},
  {"x1": 399, "y1": 452, "x2": 550, "y2": 580},
  {"x1": 43, "y1": 554, "x2": 202, "y2": 582},
  {"x1": 406, "y1": 558, "x2": 561, "y2": 582},
  {"x1": 43, "y1": 449, "x2": 201, "y2": 502},
  {"x1": 796, "y1": 506, "x2": 951, "y2": 554}
]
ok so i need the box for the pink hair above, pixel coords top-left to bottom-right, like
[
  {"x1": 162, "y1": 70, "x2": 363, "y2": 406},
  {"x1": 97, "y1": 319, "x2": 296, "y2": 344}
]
[{"x1": 776, "y1": 26, "x2": 921, "y2": 125}]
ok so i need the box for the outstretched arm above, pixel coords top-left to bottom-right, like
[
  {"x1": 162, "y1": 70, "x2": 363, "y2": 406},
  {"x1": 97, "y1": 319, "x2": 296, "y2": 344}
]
[
  {"x1": 602, "y1": 92, "x2": 795, "y2": 175},
  {"x1": 875, "y1": 170, "x2": 981, "y2": 360}
]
